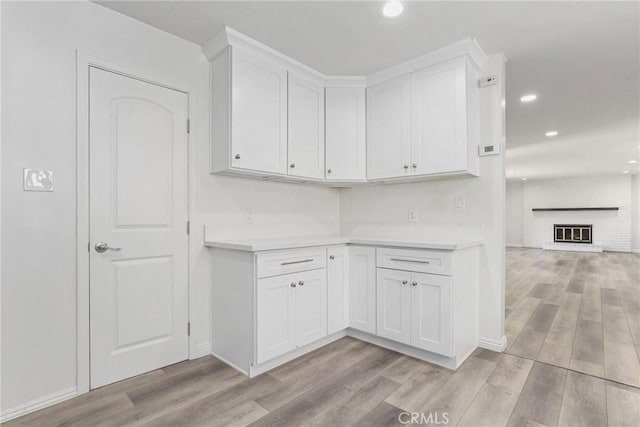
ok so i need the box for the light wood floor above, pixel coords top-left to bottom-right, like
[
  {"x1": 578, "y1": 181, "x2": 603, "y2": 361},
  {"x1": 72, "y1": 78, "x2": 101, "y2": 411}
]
[{"x1": 6, "y1": 249, "x2": 640, "y2": 426}]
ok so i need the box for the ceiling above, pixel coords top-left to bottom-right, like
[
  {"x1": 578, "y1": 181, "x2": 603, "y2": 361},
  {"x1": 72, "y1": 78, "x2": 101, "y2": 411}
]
[{"x1": 95, "y1": 1, "x2": 640, "y2": 180}]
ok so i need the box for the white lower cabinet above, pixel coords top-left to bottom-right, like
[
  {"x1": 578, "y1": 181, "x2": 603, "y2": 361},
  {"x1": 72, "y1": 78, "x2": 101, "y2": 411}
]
[
  {"x1": 257, "y1": 269, "x2": 327, "y2": 363},
  {"x1": 327, "y1": 247, "x2": 349, "y2": 334},
  {"x1": 348, "y1": 246, "x2": 377, "y2": 334},
  {"x1": 377, "y1": 268, "x2": 453, "y2": 357}
]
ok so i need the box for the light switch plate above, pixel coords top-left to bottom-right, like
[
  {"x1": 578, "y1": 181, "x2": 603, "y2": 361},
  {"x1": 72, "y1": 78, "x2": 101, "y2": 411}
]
[
  {"x1": 408, "y1": 209, "x2": 418, "y2": 223},
  {"x1": 23, "y1": 169, "x2": 53, "y2": 192},
  {"x1": 454, "y1": 197, "x2": 466, "y2": 212}
]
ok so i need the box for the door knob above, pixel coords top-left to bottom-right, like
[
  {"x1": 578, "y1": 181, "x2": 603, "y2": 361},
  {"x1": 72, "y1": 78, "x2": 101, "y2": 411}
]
[{"x1": 95, "y1": 242, "x2": 122, "y2": 253}]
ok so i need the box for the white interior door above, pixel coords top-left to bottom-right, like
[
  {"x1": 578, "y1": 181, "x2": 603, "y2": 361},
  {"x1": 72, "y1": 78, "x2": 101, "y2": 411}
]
[{"x1": 89, "y1": 67, "x2": 189, "y2": 388}]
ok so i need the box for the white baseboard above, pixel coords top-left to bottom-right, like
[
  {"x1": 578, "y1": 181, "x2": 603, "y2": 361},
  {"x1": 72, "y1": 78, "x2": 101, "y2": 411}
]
[
  {"x1": 478, "y1": 335, "x2": 507, "y2": 352},
  {"x1": 194, "y1": 342, "x2": 211, "y2": 358},
  {"x1": 542, "y1": 242, "x2": 603, "y2": 253},
  {"x1": 0, "y1": 387, "x2": 78, "y2": 423}
]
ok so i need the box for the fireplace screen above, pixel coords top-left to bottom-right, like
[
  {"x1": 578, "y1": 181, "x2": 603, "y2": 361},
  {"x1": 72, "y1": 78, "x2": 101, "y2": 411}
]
[{"x1": 554, "y1": 224, "x2": 592, "y2": 244}]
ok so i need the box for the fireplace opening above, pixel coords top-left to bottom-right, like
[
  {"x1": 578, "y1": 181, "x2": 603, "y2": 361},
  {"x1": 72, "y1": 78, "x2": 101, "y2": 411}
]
[{"x1": 554, "y1": 224, "x2": 592, "y2": 244}]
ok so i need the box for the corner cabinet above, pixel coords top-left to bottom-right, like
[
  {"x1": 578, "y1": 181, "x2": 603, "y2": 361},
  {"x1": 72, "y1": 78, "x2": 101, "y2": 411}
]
[
  {"x1": 211, "y1": 47, "x2": 288, "y2": 176},
  {"x1": 204, "y1": 27, "x2": 489, "y2": 186},
  {"x1": 367, "y1": 56, "x2": 480, "y2": 180}
]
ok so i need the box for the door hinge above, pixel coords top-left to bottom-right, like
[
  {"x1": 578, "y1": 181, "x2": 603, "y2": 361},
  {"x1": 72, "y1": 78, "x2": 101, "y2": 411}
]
[
  {"x1": 187, "y1": 322, "x2": 191, "y2": 336},
  {"x1": 186, "y1": 220, "x2": 190, "y2": 235},
  {"x1": 187, "y1": 118, "x2": 191, "y2": 134}
]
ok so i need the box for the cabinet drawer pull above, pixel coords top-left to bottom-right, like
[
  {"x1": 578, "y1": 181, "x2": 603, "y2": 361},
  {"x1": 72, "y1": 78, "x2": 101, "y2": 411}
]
[
  {"x1": 403, "y1": 164, "x2": 409, "y2": 170},
  {"x1": 235, "y1": 154, "x2": 241, "y2": 160},
  {"x1": 290, "y1": 282, "x2": 297, "y2": 288},
  {"x1": 329, "y1": 255, "x2": 335, "y2": 260},
  {"x1": 402, "y1": 280, "x2": 408, "y2": 285},
  {"x1": 390, "y1": 258, "x2": 431, "y2": 264},
  {"x1": 298, "y1": 281, "x2": 304, "y2": 286},
  {"x1": 412, "y1": 281, "x2": 418, "y2": 287},
  {"x1": 280, "y1": 258, "x2": 314, "y2": 266}
]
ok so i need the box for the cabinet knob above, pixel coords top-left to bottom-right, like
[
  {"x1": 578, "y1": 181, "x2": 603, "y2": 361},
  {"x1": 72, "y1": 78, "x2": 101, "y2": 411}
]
[
  {"x1": 290, "y1": 163, "x2": 296, "y2": 168},
  {"x1": 402, "y1": 280, "x2": 408, "y2": 285},
  {"x1": 290, "y1": 282, "x2": 296, "y2": 288},
  {"x1": 329, "y1": 255, "x2": 335, "y2": 260},
  {"x1": 235, "y1": 154, "x2": 241, "y2": 160},
  {"x1": 412, "y1": 164, "x2": 417, "y2": 169},
  {"x1": 403, "y1": 164, "x2": 409, "y2": 170},
  {"x1": 412, "y1": 281, "x2": 418, "y2": 287},
  {"x1": 298, "y1": 281, "x2": 304, "y2": 286},
  {"x1": 327, "y1": 169, "x2": 332, "y2": 174}
]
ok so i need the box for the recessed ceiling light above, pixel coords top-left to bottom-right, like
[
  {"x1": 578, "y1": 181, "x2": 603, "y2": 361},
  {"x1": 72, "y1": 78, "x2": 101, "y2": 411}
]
[
  {"x1": 520, "y1": 94, "x2": 537, "y2": 103},
  {"x1": 545, "y1": 131, "x2": 558, "y2": 137},
  {"x1": 629, "y1": 160, "x2": 638, "y2": 164},
  {"x1": 381, "y1": 1, "x2": 404, "y2": 18},
  {"x1": 622, "y1": 170, "x2": 630, "y2": 174},
  {"x1": 521, "y1": 177, "x2": 527, "y2": 181}
]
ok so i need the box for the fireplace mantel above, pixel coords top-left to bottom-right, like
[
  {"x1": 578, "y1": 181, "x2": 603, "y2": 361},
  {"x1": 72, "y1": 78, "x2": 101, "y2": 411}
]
[{"x1": 532, "y1": 207, "x2": 619, "y2": 212}]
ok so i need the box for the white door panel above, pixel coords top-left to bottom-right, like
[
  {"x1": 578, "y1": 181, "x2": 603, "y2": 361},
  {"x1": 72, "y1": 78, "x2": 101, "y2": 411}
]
[
  {"x1": 411, "y1": 59, "x2": 468, "y2": 175},
  {"x1": 367, "y1": 76, "x2": 411, "y2": 179},
  {"x1": 348, "y1": 246, "x2": 376, "y2": 334},
  {"x1": 325, "y1": 87, "x2": 366, "y2": 180},
  {"x1": 376, "y1": 268, "x2": 411, "y2": 345},
  {"x1": 295, "y1": 269, "x2": 327, "y2": 347},
  {"x1": 231, "y1": 47, "x2": 288, "y2": 174},
  {"x1": 411, "y1": 272, "x2": 453, "y2": 356},
  {"x1": 89, "y1": 67, "x2": 189, "y2": 388},
  {"x1": 327, "y1": 247, "x2": 349, "y2": 334},
  {"x1": 257, "y1": 274, "x2": 297, "y2": 363},
  {"x1": 288, "y1": 73, "x2": 325, "y2": 179}
]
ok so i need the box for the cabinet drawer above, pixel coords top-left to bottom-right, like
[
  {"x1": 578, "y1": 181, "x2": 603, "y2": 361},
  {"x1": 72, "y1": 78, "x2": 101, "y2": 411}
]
[
  {"x1": 376, "y1": 248, "x2": 450, "y2": 275},
  {"x1": 257, "y1": 248, "x2": 327, "y2": 278}
]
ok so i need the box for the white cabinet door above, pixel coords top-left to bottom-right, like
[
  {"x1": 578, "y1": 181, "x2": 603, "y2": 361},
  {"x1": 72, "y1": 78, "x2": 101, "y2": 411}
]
[
  {"x1": 327, "y1": 247, "x2": 349, "y2": 334},
  {"x1": 377, "y1": 269, "x2": 412, "y2": 344},
  {"x1": 325, "y1": 87, "x2": 366, "y2": 181},
  {"x1": 367, "y1": 76, "x2": 411, "y2": 179},
  {"x1": 295, "y1": 269, "x2": 327, "y2": 347},
  {"x1": 257, "y1": 274, "x2": 296, "y2": 363},
  {"x1": 288, "y1": 73, "x2": 325, "y2": 179},
  {"x1": 411, "y1": 57, "x2": 468, "y2": 175},
  {"x1": 231, "y1": 47, "x2": 287, "y2": 175},
  {"x1": 411, "y1": 272, "x2": 452, "y2": 356},
  {"x1": 349, "y1": 246, "x2": 377, "y2": 334}
]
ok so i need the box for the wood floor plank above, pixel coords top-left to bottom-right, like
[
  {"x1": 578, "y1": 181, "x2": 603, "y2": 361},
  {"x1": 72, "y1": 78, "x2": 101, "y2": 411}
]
[
  {"x1": 509, "y1": 303, "x2": 559, "y2": 359},
  {"x1": 379, "y1": 355, "x2": 427, "y2": 383},
  {"x1": 385, "y1": 362, "x2": 452, "y2": 412},
  {"x1": 537, "y1": 292, "x2": 582, "y2": 367},
  {"x1": 570, "y1": 319, "x2": 605, "y2": 376},
  {"x1": 355, "y1": 402, "x2": 405, "y2": 427},
  {"x1": 508, "y1": 362, "x2": 567, "y2": 427},
  {"x1": 605, "y1": 381, "x2": 640, "y2": 427},
  {"x1": 602, "y1": 303, "x2": 640, "y2": 386},
  {"x1": 557, "y1": 370, "x2": 607, "y2": 427},
  {"x1": 458, "y1": 354, "x2": 534, "y2": 427},
  {"x1": 418, "y1": 356, "x2": 497, "y2": 426}
]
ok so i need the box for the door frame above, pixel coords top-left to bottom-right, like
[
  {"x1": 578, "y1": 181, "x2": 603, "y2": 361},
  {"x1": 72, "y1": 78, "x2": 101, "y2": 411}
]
[{"x1": 75, "y1": 50, "x2": 192, "y2": 394}]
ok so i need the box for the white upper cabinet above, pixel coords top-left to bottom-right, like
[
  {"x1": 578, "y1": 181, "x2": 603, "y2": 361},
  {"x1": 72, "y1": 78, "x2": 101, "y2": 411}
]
[
  {"x1": 211, "y1": 47, "x2": 288, "y2": 176},
  {"x1": 287, "y1": 73, "x2": 325, "y2": 179},
  {"x1": 325, "y1": 87, "x2": 366, "y2": 181},
  {"x1": 411, "y1": 57, "x2": 476, "y2": 175},
  {"x1": 366, "y1": 76, "x2": 412, "y2": 180}
]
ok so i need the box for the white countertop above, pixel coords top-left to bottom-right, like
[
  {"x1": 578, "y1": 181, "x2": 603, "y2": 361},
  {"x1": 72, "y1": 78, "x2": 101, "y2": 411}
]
[{"x1": 204, "y1": 235, "x2": 483, "y2": 252}]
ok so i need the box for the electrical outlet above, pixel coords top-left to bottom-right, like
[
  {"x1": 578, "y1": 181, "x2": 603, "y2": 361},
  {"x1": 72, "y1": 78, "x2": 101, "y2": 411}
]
[
  {"x1": 408, "y1": 209, "x2": 418, "y2": 223},
  {"x1": 454, "y1": 197, "x2": 466, "y2": 212},
  {"x1": 245, "y1": 209, "x2": 254, "y2": 223}
]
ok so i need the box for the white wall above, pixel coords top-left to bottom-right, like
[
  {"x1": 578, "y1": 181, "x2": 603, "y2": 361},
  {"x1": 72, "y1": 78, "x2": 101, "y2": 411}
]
[
  {"x1": 340, "y1": 54, "x2": 506, "y2": 350},
  {"x1": 0, "y1": 0, "x2": 340, "y2": 419},
  {"x1": 631, "y1": 174, "x2": 640, "y2": 253},
  {"x1": 506, "y1": 181, "x2": 524, "y2": 246},
  {"x1": 520, "y1": 175, "x2": 633, "y2": 252}
]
